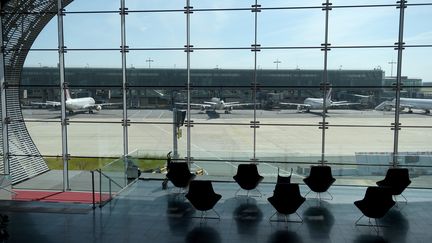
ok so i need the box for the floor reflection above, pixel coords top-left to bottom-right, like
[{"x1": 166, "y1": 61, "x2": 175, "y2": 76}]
[
  {"x1": 381, "y1": 209, "x2": 409, "y2": 242},
  {"x1": 354, "y1": 234, "x2": 388, "y2": 243},
  {"x1": 303, "y1": 205, "x2": 334, "y2": 239},
  {"x1": 185, "y1": 226, "x2": 221, "y2": 243},
  {"x1": 166, "y1": 194, "x2": 194, "y2": 234},
  {"x1": 233, "y1": 202, "x2": 263, "y2": 235},
  {"x1": 268, "y1": 230, "x2": 303, "y2": 243}
]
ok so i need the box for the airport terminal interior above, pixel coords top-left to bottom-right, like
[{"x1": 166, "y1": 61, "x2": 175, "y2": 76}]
[{"x1": 1, "y1": 0, "x2": 432, "y2": 242}]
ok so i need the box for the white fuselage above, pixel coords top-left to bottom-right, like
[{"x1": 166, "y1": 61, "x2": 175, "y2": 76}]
[
  {"x1": 398, "y1": 98, "x2": 432, "y2": 111},
  {"x1": 304, "y1": 98, "x2": 325, "y2": 109},
  {"x1": 65, "y1": 97, "x2": 95, "y2": 112}
]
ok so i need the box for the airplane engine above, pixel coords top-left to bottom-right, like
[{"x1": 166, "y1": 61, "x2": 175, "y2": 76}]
[{"x1": 96, "y1": 105, "x2": 102, "y2": 111}]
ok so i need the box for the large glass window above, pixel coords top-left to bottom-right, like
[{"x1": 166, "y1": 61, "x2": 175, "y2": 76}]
[{"x1": 1, "y1": 0, "x2": 430, "y2": 190}]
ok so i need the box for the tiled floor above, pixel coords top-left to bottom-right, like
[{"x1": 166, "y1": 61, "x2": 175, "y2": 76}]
[{"x1": 1, "y1": 180, "x2": 432, "y2": 243}]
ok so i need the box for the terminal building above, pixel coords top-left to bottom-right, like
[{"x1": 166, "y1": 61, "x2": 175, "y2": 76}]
[{"x1": 21, "y1": 67, "x2": 393, "y2": 109}]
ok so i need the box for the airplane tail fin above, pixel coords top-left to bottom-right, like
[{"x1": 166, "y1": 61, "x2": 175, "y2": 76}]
[{"x1": 64, "y1": 88, "x2": 71, "y2": 101}]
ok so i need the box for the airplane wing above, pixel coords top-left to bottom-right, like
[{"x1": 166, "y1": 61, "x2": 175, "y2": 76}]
[
  {"x1": 330, "y1": 102, "x2": 360, "y2": 107},
  {"x1": 97, "y1": 102, "x2": 122, "y2": 107},
  {"x1": 279, "y1": 102, "x2": 311, "y2": 109},
  {"x1": 223, "y1": 102, "x2": 255, "y2": 108},
  {"x1": 31, "y1": 101, "x2": 61, "y2": 108},
  {"x1": 83, "y1": 102, "x2": 122, "y2": 110},
  {"x1": 175, "y1": 102, "x2": 212, "y2": 108}
]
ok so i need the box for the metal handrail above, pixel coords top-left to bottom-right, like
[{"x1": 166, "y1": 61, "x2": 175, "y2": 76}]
[{"x1": 90, "y1": 169, "x2": 124, "y2": 209}]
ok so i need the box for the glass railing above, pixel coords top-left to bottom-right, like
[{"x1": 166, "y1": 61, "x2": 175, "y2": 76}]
[{"x1": 91, "y1": 156, "x2": 128, "y2": 208}]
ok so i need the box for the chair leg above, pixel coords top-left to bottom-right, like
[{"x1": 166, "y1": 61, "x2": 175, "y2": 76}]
[
  {"x1": 397, "y1": 194, "x2": 408, "y2": 204},
  {"x1": 234, "y1": 188, "x2": 242, "y2": 197},
  {"x1": 355, "y1": 214, "x2": 365, "y2": 226},
  {"x1": 269, "y1": 211, "x2": 303, "y2": 224}
]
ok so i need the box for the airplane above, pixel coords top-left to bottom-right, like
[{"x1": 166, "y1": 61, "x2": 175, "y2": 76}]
[
  {"x1": 279, "y1": 88, "x2": 359, "y2": 113},
  {"x1": 31, "y1": 89, "x2": 120, "y2": 114},
  {"x1": 375, "y1": 97, "x2": 432, "y2": 114},
  {"x1": 176, "y1": 97, "x2": 255, "y2": 114}
]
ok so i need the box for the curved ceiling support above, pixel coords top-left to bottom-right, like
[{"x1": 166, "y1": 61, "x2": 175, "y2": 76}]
[{"x1": 1, "y1": 0, "x2": 72, "y2": 184}]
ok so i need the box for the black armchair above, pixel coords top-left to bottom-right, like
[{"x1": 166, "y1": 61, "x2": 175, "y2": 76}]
[
  {"x1": 303, "y1": 165, "x2": 336, "y2": 200},
  {"x1": 233, "y1": 164, "x2": 264, "y2": 197},
  {"x1": 185, "y1": 180, "x2": 222, "y2": 220},
  {"x1": 268, "y1": 183, "x2": 305, "y2": 224},
  {"x1": 166, "y1": 162, "x2": 196, "y2": 192},
  {"x1": 276, "y1": 168, "x2": 293, "y2": 185},
  {"x1": 354, "y1": 186, "x2": 395, "y2": 231},
  {"x1": 376, "y1": 167, "x2": 411, "y2": 203}
]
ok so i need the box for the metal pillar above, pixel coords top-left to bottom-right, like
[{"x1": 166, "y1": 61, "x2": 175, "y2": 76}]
[
  {"x1": 185, "y1": 0, "x2": 191, "y2": 163},
  {"x1": 120, "y1": 0, "x2": 129, "y2": 164},
  {"x1": 173, "y1": 108, "x2": 178, "y2": 159},
  {"x1": 320, "y1": 0, "x2": 331, "y2": 165},
  {"x1": 0, "y1": 3, "x2": 10, "y2": 175},
  {"x1": 252, "y1": 0, "x2": 260, "y2": 161},
  {"x1": 392, "y1": 0, "x2": 407, "y2": 166},
  {"x1": 57, "y1": 0, "x2": 69, "y2": 191}
]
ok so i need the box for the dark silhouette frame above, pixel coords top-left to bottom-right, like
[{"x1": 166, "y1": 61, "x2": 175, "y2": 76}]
[
  {"x1": 303, "y1": 165, "x2": 336, "y2": 200},
  {"x1": 166, "y1": 162, "x2": 196, "y2": 193},
  {"x1": 233, "y1": 164, "x2": 264, "y2": 197},
  {"x1": 376, "y1": 167, "x2": 411, "y2": 203},
  {"x1": 268, "y1": 183, "x2": 305, "y2": 224},
  {"x1": 185, "y1": 180, "x2": 222, "y2": 221},
  {"x1": 354, "y1": 186, "x2": 396, "y2": 232}
]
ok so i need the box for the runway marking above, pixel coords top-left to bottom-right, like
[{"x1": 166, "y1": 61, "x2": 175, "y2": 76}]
[
  {"x1": 128, "y1": 110, "x2": 141, "y2": 119},
  {"x1": 143, "y1": 110, "x2": 153, "y2": 119},
  {"x1": 158, "y1": 111, "x2": 165, "y2": 119}
]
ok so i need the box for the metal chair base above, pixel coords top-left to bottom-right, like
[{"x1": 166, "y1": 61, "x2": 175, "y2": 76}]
[
  {"x1": 354, "y1": 215, "x2": 390, "y2": 233},
  {"x1": 235, "y1": 188, "x2": 262, "y2": 198},
  {"x1": 269, "y1": 211, "x2": 303, "y2": 224},
  {"x1": 304, "y1": 190, "x2": 333, "y2": 201},
  {"x1": 190, "y1": 209, "x2": 221, "y2": 223}
]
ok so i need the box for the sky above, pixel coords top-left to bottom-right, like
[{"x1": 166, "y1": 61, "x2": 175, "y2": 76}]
[{"x1": 25, "y1": 0, "x2": 432, "y2": 82}]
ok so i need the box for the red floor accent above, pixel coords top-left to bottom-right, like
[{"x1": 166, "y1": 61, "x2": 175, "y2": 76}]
[{"x1": 13, "y1": 190, "x2": 111, "y2": 204}]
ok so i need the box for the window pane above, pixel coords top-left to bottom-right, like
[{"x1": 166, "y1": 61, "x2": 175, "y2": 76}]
[
  {"x1": 259, "y1": 9, "x2": 324, "y2": 47},
  {"x1": 329, "y1": 6, "x2": 399, "y2": 46},
  {"x1": 64, "y1": 13, "x2": 120, "y2": 49},
  {"x1": 405, "y1": 4, "x2": 432, "y2": 45},
  {"x1": 127, "y1": 12, "x2": 185, "y2": 48},
  {"x1": 191, "y1": 10, "x2": 254, "y2": 48}
]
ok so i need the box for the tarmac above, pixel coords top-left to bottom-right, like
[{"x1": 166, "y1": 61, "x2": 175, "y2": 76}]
[{"x1": 17, "y1": 108, "x2": 432, "y2": 190}]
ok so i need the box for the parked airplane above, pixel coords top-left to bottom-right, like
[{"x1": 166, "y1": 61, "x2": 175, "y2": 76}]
[
  {"x1": 279, "y1": 89, "x2": 359, "y2": 113},
  {"x1": 176, "y1": 97, "x2": 255, "y2": 114},
  {"x1": 31, "y1": 89, "x2": 120, "y2": 114},
  {"x1": 375, "y1": 97, "x2": 432, "y2": 114}
]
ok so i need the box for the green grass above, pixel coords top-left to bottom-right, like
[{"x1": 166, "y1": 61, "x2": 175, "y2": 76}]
[{"x1": 44, "y1": 156, "x2": 166, "y2": 172}]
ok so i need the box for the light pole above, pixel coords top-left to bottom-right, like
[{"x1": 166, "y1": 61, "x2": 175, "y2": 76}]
[
  {"x1": 388, "y1": 60, "x2": 396, "y2": 77},
  {"x1": 146, "y1": 58, "x2": 154, "y2": 68},
  {"x1": 273, "y1": 59, "x2": 281, "y2": 70}
]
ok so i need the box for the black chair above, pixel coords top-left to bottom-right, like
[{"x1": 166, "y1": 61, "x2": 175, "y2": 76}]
[
  {"x1": 233, "y1": 164, "x2": 264, "y2": 197},
  {"x1": 185, "y1": 180, "x2": 222, "y2": 220},
  {"x1": 276, "y1": 168, "x2": 293, "y2": 185},
  {"x1": 303, "y1": 165, "x2": 336, "y2": 200},
  {"x1": 354, "y1": 186, "x2": 395, "y2": 232},
  {"x1": 268, "y1": 183, "x2": 305, "y2": 224},
  {"x1": 166, "y1": 162, "x2": 196, "y2": 192},
  {"x1": 376, "y1": 167, "x2": 411, "y2": 203}
]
